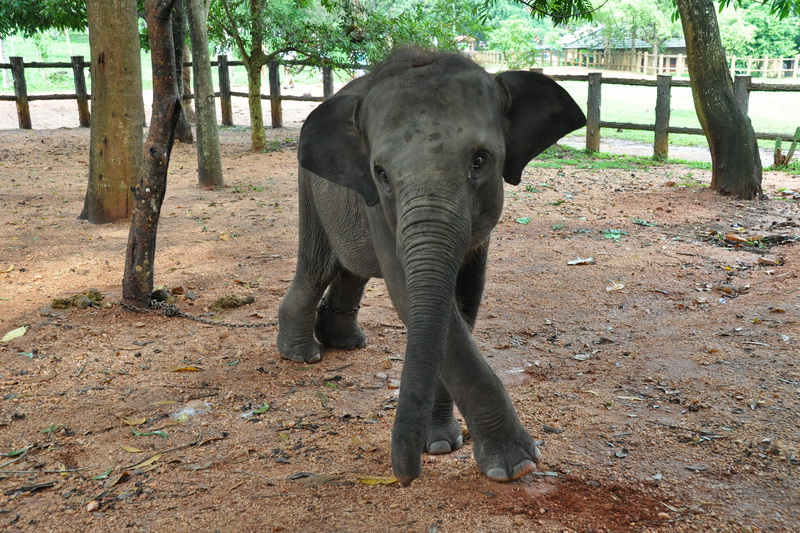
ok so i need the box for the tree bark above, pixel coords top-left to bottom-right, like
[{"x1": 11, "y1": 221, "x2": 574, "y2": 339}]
[
  {"x1": 186, "y1": 0, "x2": 224, "y2": 187},
  {"x1": 123, "y1": 0, "x2": 181, "y2": 306},
  {"x1": 171, "y1": 0, "x2": 194, "y2": 144},
  {"x1": 675, "y1": 0, "x2": 762, "y2": 199},
  {"x1": 245, "y1": 59, "x2": 267, "y2": 151},
  {"x1": 82, "y1": 0, "x2": 144, "y2": 223}
]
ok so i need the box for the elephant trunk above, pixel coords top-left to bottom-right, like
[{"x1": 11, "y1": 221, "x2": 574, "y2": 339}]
[{"x1": 391, "y1": 182, "x2": 471, "y2": 484}]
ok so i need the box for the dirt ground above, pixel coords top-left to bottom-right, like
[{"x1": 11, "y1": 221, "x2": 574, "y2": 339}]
[{"x1": 1, "y1": 90, "x2": 800, "y2": 533}]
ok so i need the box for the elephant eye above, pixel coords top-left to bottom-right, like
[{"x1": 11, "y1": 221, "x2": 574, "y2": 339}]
[
  {"x1": 471, "y1": 151, "x2": 488, "y2": 172},
  {"x1": 375, "y1": 165, "x2": 390, "y2": 183},
  {"x1": 469, "y1": 151, "x2": 489, "y2": 183}
]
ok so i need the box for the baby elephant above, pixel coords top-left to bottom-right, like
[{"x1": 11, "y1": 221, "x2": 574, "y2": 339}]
[{"x1": 278, "y1": 48, "x2": 586, "y2": 486}]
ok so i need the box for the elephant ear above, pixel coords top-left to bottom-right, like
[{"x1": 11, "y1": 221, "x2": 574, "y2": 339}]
[
  {"x1": 496, "y1": 71, "x2": 587, "y2": 185},
  {"x1": 298, "y1": 94, "x2": 379, "y2": 206}
]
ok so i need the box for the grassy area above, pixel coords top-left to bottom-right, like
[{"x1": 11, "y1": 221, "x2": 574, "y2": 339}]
[
  {"x1": 557, "y1": 80, "x2": 800, "y2": 149},
  {"x1": 530, "y1": 143, "x2": 712, "y2": 170}
]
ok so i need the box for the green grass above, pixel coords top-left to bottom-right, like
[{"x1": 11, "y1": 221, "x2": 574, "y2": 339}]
[
  {"x1": 530, "y1": 144, "x2": 718, "y2": 171},
  {"x1": 768, "y1": 160, "x2": 800, "y2": 175},
  {"x1": 557, "y1": 80, "x2": 800, "y2": 149}
]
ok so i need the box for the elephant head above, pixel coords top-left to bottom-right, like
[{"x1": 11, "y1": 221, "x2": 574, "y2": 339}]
[{"x1": 294, "y1": 50, "x2": 585, "y2": 484}]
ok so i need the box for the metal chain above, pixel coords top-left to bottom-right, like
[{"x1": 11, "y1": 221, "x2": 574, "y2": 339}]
[{"x1": 119, "y1": 300, "x2": 277, "y2": 328}]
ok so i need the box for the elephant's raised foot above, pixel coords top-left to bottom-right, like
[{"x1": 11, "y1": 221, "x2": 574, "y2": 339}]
[
  {"x1": 277, "y1": 332, "x2": 322, "y2": 364},
  {"x1": 426, "y1": 417, "x2": 464, "y2": 455},
  {"x1": 474, "y1": 430, "x2": 542, "y2": 482}
]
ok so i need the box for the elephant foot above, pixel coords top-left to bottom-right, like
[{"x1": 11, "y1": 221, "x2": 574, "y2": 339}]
[
  {"x1": 473, "y1": 427, "x2": 541, "y2": 482},
  {"x1": 314, "y1": 303, "x2": 367, "y2": 350},
  {"x1": 426, "y1": 417, "x2": 463, "y2": 455},
  {"x1": 277, "y1": 330, "x2": 322, "y2": 364}
]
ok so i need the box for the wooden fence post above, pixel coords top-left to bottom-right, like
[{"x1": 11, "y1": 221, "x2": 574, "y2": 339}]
[
  {"x1": 10, "y1": 57, "x2": 32, "y2": 129},
  {"x1": 268, "y1": 60, "x2": 282, "y2": 128},
  {"x1": 71, "y1": 56, "x2": 91, "y2": 127},
  {"x1": 654, "y1": 75, "x2": 672, "y2": 160},
  {"x1": 217, "y1": 54, "x2": 233, "y2": 126},
  {"x1": 322, "y1": 65, "x2": 334, "y2": 100},
  {"x1": 586, "y1": 72, "x2": 602, "y2": 152},
  {"x1": 794, "y1": 55, "x2": 799, "y2": 78},
  {"x1": 734, "y1": 75, "x2": 751, "y2": 115}
]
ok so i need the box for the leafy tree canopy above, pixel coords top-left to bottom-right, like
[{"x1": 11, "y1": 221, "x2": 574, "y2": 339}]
[
  {"x1": 0, "y1": 0, "x2": 87, "y2": 39},
  {"x1": 207, "y1": 0, "x2": 488, "y2": 67}
]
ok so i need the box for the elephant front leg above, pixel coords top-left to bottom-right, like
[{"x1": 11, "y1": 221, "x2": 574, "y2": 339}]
[
  {"x1": 443, "y1": 313, "x2": 541, "y2": 482},
  {"x1": 314, "y1": 269, "x2": 369, "y2": 350}
]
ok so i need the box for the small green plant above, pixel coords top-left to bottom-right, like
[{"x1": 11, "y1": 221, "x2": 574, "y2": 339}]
[
  {"x1": 263, "y1": 140, "x2": 283, "y2": 153},
  {"x1": 631, "y1": 218, "x2": 657, "y2": 227},
  {"x1": 603, "y1": 228, "x2": 628, "y2": 241}
]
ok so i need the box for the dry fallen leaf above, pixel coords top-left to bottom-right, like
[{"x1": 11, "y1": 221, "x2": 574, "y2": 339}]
[
  {"x1": 103, "y1": 471, "x2": 129, "y2": 488},
  {"x1": 129, "y1": 454, "x2": 162, "y2": 470},
  {"x1": 165, "y1": 365, "x2": 203, "y2": 372},
  {"x1": 123, "y1": 417, "x2": 147, "y2": 426},
  {"x1": 1, "y1": 326, "x2": 28, "y2": 343},
  {"x1": 357, "y1": 475, "x2": 398, "y2": 485},
  {"x1": 184, "y1": 461, "x2": 213, "y2": 471},
  {"x1": 606, "y1": 280, "x2": 625, "y2": 292},
  {"x1": 20, "y1": 372, "x2": 57, "y2": 384},
  {"x1": 121, "y1": 445, "x2": 146, "y2": 453},
  {"x1": 568, "y1": 257, "x2": 595, "y2": 266}
]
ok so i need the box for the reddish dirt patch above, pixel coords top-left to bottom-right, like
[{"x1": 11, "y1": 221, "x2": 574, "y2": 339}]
[{"x1": 1, "y1": 122, "x2": 799, "y2": 532}]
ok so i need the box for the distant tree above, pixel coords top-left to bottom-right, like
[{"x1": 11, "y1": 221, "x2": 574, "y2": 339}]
[
  {"x1": 207, "y1": 0, "x2": 484, "y2": 151},
  {"x1": 186, "y1": 0, "x2": 224, "y2": 187},
  {"x1": 594, "y1": 0, "x2": 679, "y2": 52},
  {"x1": 719, "y1": 1, "x2": 800, "y2": 57}
]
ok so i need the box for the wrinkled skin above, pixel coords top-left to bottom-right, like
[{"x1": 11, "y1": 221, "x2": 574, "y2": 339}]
[{"x1": 277, "y1": 48, "x2": 586, "y2": 486}]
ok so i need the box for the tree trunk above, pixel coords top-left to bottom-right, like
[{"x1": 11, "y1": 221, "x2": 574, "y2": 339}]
[
  {"x1": 82, "y1": 0, "x2": 144, "y2": 223},
  {"x1": 675, "y1": 0, "x2": 762, "y2": 199},
  {"x1": 245, "y1": 60, "x2": 267, "y2": 151},
  {"x1": 186, "y1": 0, "x2": 224, "y2": 187},
  {"x1": 123, "y1": 0, "x2": 181, "y2": 306},
  {"x1": 171, "y1": 0, "x2": 194, "y2": 144}
]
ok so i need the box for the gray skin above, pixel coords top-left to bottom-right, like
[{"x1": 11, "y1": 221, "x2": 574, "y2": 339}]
[{"x1": 277, "y1": 48, "x2": 586, "y2": 486}]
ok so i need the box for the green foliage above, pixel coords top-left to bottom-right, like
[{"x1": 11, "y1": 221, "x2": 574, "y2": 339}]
[
  {"x1": 593, "y1": 0, "x2": 680, "y2": 51},
  {"x1": 207, "y1": 0, "x2": 484, "y2": 68},
  {"x1": 719, "y1": 1, "x2": 800, "y2": 57},
  {"x1": 0, "y1": 0, "x2": 87, "y2": 39}
]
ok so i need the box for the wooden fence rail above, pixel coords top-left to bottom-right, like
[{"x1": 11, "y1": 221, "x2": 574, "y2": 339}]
[
  {"x1": 474, "y1": 50, "x2": 800, "y2": 79},
  {"x1": 2, "y1": 55, "x2": 799, "y2": 161},
  {"x1": 537, "y1": 70, "x2": 799, "y2": 159}
]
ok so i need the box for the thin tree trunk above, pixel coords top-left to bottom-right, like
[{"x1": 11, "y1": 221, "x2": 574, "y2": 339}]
[
  {"x1": 245, "y1": 60, "x2": 267, "y2": 151},
  {"x1": 675, "y1": 0, "x2": 762, "y2": 199},
  {"x1": 82, "y1": 0, "x2": 144, "y2": 223},
  {"x1": 186, "y1": 0, "x2": 224, "y2": 187},
  {"x1": 123, "y1": 0, "x2": 181, "y2": 306},
  {"x1": 171, "y1": 0, "x2": 194, "y2": 144}
]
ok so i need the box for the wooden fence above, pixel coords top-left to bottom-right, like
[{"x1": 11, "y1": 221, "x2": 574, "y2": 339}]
[
  {"x1": 537, "y1": 70, "x2": 800, "y2": 159},
  {"x1": 0, "y1": 55, "x2": 339, "y2": 130},
  {"x1": 473, "y1": 49, "x2": 800, "y2": 78},
  {"x1": 2, "y1": 55, "x2": 799, "y2": 160}
]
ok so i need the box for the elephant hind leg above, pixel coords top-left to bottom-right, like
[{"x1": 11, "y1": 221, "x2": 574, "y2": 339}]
[
  {"x1": 314, "y1": 269, "x2": 368, "y2": 350},
  {"x1": 277, "y1": 201, "x2": 336, "y2": 363}
]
